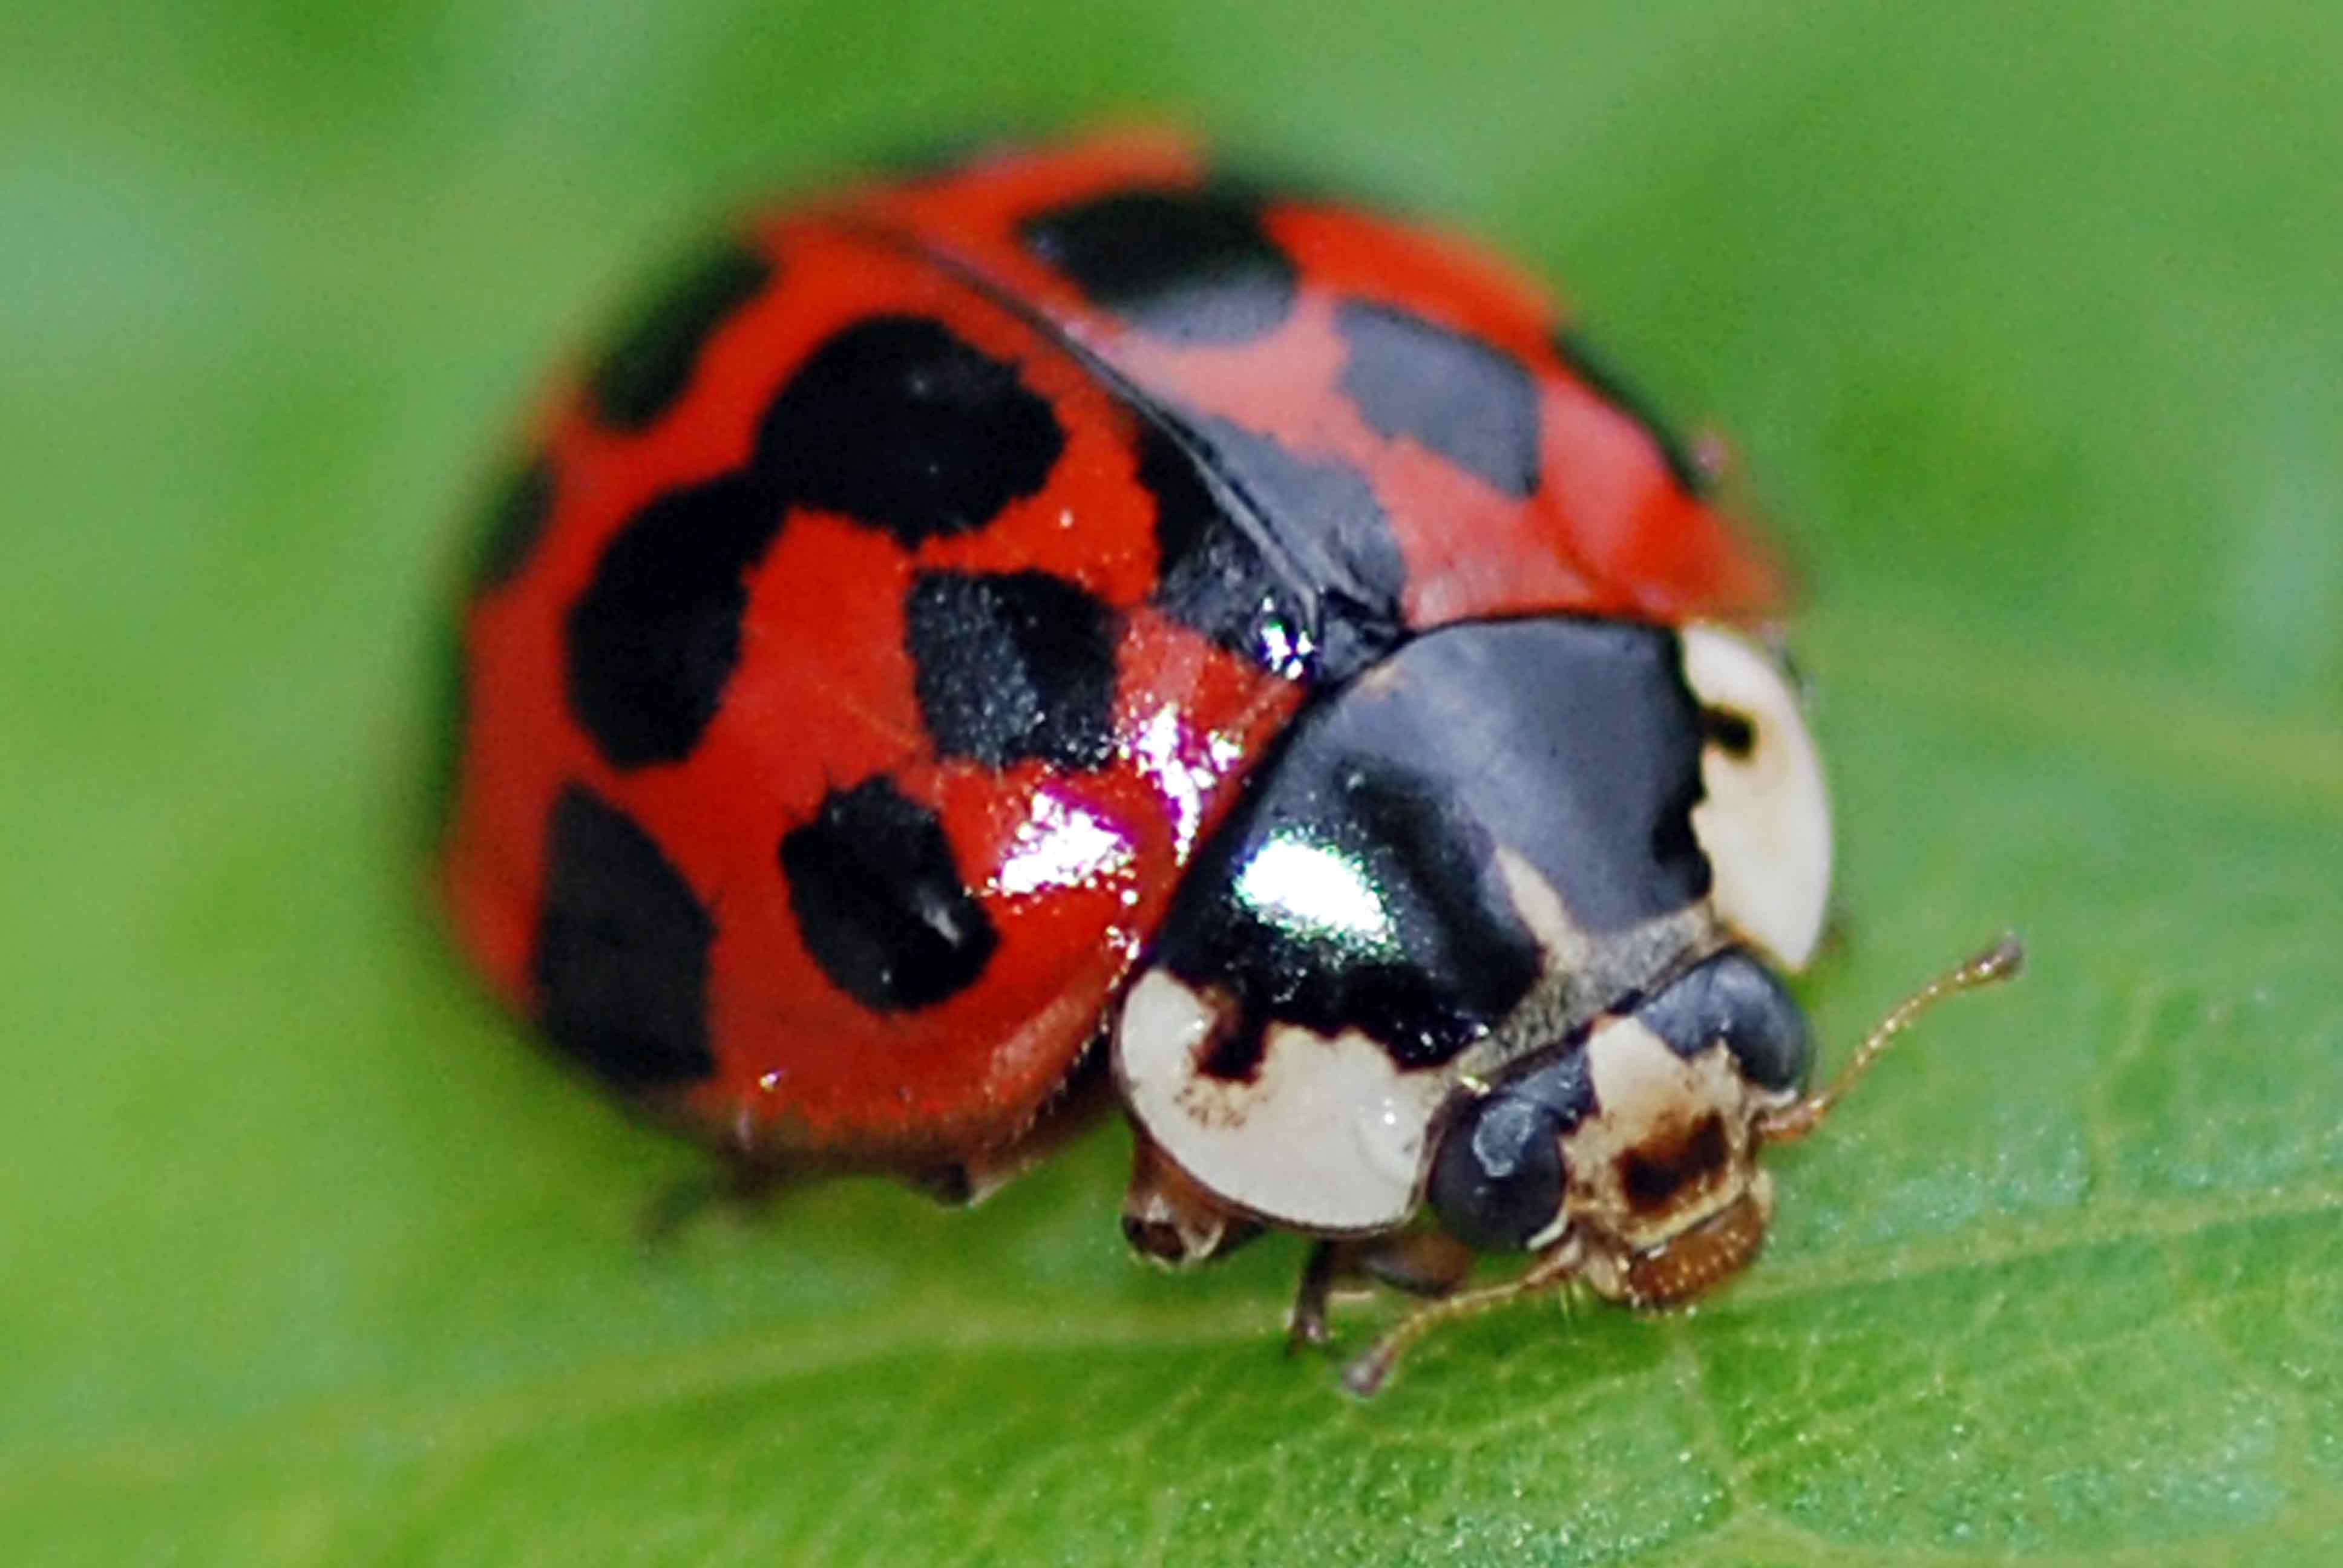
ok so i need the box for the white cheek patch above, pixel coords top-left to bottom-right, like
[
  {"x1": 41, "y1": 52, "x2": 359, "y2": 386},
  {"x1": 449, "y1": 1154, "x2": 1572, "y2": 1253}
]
[
  {"x1": 1114, "y1": 968, "x2": 1450, "y2": 1233},
  {"x1": 1566, "y1": 1015, "x2": 1752, "y2": 1239},
  {"x1": 1584, "y1": 1016, "x2": 1716, "y2": 1129},
  {"x1": 1680, "y1": 625, "x2": 1832, "y2": 971}
]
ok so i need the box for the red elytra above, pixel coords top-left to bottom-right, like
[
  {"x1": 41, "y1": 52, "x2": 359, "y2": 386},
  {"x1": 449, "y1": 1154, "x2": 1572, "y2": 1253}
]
[{"x1": 437, "y1": 131, "x2": 1783, "y2": 1180}]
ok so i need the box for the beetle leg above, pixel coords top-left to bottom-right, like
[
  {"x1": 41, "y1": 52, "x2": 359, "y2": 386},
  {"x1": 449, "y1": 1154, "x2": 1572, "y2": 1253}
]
[
  {"x1": 1357, "y1": 1231, "x2": 1480, "y2": 1297},
  {"x1": 1121, "y1": 1132, "x2": 1262, "y2": 1266},
  {"x1": 1286, "y1": 1232, "x2": 1479, "y2": 1352},
  {"x1": 1288, "y1": 1241, "x2": 1343, "y2": 1350},
  {"x1": 1340, "y1": 1243, "x2": 1584, "y2": 1398},
  {"x1": 910, "y1": 1040, "x2": 1117, "y2": 1207},
  {"x1": 638, "y1": 1158, "x2": 790, "y2": 1249}
]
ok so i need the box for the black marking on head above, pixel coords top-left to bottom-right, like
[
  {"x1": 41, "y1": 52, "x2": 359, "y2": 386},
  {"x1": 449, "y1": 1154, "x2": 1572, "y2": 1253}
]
[
  {"x1": 1136, "y1": 421, "x2": 1314, "y2": 678},
  {"x1": 589, "y1": 242, "x2": 774, "y2": 431},
  {"x1": 1552, "y1": 327, "x2": 1706, "y2": 495},
  {"x1": 1700, "y1": 705, "x2": 1757, "y2": 759},
  {"x1": 1620, "y1": 1112, "x2": 1729, "y2": 1213},
  {"x1": 1019, "y1": 186, "x2": 1299, "y2": 345},
  {"x1": 1181, "y1": 414, "x2": 1407, "y2": 681},
  {"x1": 533, "y1": 783, "x2": 716, "y2": 1089},
  {"x1": 905, "y1": 570, "x2": 1120, "y2": 768},
  {"x1": 780, "y1": 777, "x2": 998, "y2": 1012},
  {"x1": 470, "y1": 457, "x2": 555, "y2": 594},
  {"x1": 755, "y1": 314, "x2": 1065, "y2": 548},
  {"x1": 565, "y1": 474, "x2": 779, "y2": 769},
  {"x1": 1636, "y1": 950, "x2": 1810, "y2": 1091},
  {"x1": 1335, "y1": 299, "x2": 1541, "y2": 497}
]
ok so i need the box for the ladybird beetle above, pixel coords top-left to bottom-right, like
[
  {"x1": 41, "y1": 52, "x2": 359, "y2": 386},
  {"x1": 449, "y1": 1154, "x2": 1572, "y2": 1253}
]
[{"x1": 437, "y1": 132, "x2": 2019, "y2": 1393}]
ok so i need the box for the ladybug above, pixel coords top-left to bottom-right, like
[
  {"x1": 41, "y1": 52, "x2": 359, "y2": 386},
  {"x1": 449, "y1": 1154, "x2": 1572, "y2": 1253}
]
[{"x1": 438, "y1": 132, "x2": 2019, "y2": 1392}]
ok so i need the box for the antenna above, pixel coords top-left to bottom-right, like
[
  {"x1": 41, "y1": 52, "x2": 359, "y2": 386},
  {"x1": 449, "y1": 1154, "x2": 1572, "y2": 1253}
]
[{"x1": 1758, "y1": 933, "x2": 2025, "y2": 1144}]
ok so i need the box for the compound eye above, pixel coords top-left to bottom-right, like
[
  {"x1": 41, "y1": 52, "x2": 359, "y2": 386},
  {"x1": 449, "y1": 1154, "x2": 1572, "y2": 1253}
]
[
  {"x1": 1679, "y1": 625, "x2": 1832, "y2": 970},
  {"x1": 1636, "y1": 949, "x2": 1811, "y2": 1093},
  {"x1": 1427, "y1": 1092, "x2": 1567, "y2": 1252}
]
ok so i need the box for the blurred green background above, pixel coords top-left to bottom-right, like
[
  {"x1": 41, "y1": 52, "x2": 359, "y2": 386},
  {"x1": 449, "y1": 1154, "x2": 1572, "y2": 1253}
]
[{"x1": 6, "y1": 1, "x2": 2340, "y2": 1562}]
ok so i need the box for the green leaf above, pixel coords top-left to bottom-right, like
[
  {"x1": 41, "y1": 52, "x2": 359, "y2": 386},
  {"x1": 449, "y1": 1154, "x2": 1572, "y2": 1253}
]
[{"x1": 5, "y1": 0, "x2": 2339, "y2": 1561}]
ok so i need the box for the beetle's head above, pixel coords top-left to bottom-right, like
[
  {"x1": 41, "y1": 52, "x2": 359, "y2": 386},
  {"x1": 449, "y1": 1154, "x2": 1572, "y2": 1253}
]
[
  {"x1": 1426, "y1": 935, "x2": 2026, "y2": 1307},
  {"x1": 1427, "y1": 949, "x2": 1809, "y2": 1306}
]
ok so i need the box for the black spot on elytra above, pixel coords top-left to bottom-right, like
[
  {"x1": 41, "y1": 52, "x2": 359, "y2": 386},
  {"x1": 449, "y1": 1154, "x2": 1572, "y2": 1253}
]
[
  {"x1": 1136, "y1": 421, "x2": 1312, "y2": 678},
  {"x1": 1552, "y1": 327, "x2": 1706, "y2": 495},
  {"x1": 755, "y1": 314, "x2": 1064, "y2": 549},
  {"x1": 1636, "y1": 950, "x2": 1810, "y2": 1091},
  {"x1": 568, "y1": 314, "x2": 1070, "y2": 770},
  {"x1": 533, "y1": 783, "x2": 717, "y2": 1089},
  {"x1": 781, "y1": 777, "x2": 998, "y2": 1012},
  {"x1": 904, "y1": 569, "x2": 1120, "y2": 768},
  {"x1": 1335, "y1": 299, "x2": 1541, "y2": 498},
  {"x1": 1620, "y1": 1112, "x2": 1729, "y2": 1213},
  {"x1": 566, "y1": 474, "x2": 779, "y2": 769},
  {"x1": 470, "y1": 457, "x2": 555, "y2": 593},
  {"x1": 1020, "y1": 186, "x2": 1299, "y2": 345},
  {"x1": 589, "y1": 241, "x2": 774, "y2": 431}
]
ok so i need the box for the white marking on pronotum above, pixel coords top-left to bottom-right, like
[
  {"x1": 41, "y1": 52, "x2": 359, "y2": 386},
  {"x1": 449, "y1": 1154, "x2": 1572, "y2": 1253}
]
[
  {"x1": 1115, "y1": 969, "x2": 1450, "y2": 1233},
  {"x1": 1680, "y1": 624, "x2": 1832, "y2": 970},
  {"x1": 1491, "y1": 847, "x2": 1589, "y2": 971}
]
